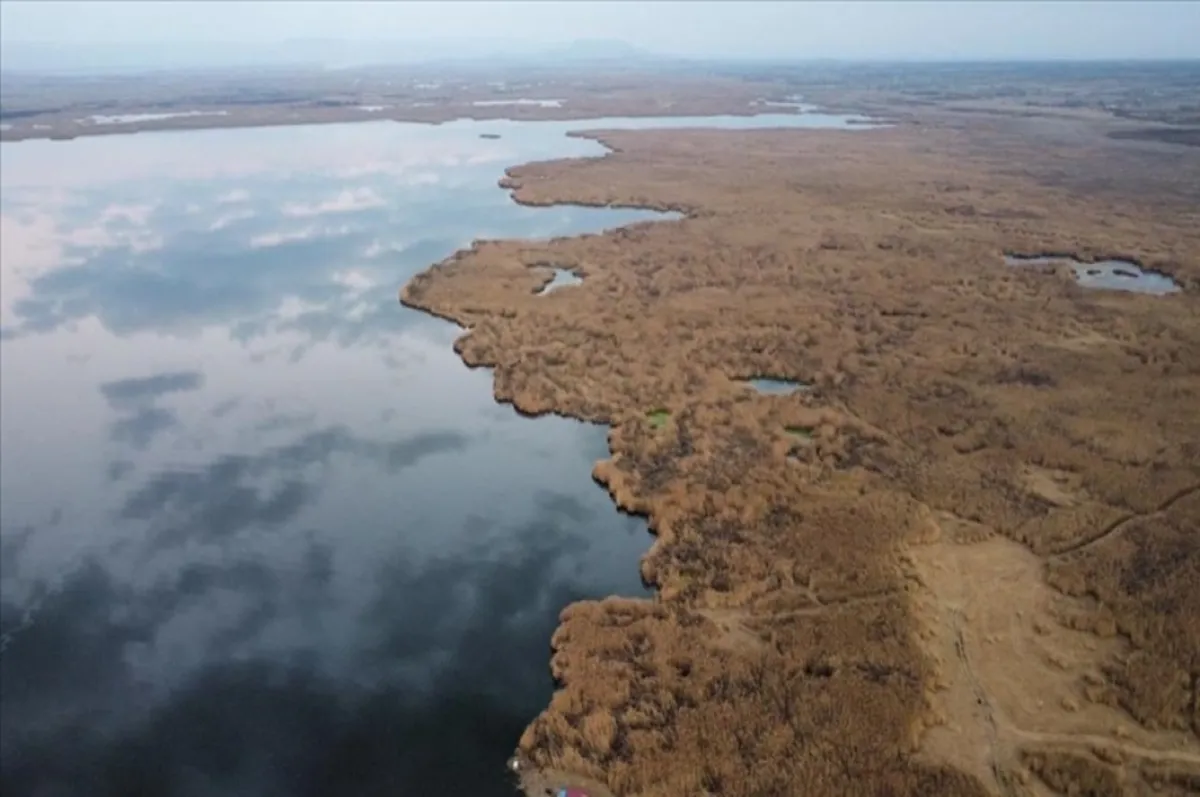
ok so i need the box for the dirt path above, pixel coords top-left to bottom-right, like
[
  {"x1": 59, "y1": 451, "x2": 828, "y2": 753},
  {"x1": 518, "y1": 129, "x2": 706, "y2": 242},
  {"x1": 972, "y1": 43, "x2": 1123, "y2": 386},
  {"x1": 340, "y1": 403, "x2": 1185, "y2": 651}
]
[{"x1": 908, "y1": 528, "x2": 1200, "y2": 795}]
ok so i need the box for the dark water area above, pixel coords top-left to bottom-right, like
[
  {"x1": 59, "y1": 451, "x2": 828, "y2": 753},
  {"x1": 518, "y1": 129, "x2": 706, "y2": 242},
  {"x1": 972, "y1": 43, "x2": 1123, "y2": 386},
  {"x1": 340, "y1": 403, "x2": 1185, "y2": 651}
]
[
  {"x1": 0, "y1": 112, "x2": 867, "y2": 796},
  {"x1": 1003, "y1": 254, "x2": 1181, "y2": 295}
]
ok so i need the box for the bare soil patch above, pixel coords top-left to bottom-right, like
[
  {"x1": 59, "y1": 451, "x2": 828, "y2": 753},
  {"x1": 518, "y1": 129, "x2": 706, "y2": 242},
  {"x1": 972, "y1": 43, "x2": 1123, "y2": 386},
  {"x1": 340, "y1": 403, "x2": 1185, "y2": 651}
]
[{"x1": 909, "y1": 532, "x2": 1200, "y2": 797}]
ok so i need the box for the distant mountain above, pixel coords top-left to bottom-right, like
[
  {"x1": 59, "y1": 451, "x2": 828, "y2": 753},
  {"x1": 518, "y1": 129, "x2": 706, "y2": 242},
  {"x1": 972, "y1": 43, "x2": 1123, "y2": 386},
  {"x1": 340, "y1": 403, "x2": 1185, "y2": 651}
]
[
  {"x1": 0, "y1": 37, "x2": 670, "y2": 75},
  {"x1": 545, "y1": 39, "x2": 661, "y2": 62}
]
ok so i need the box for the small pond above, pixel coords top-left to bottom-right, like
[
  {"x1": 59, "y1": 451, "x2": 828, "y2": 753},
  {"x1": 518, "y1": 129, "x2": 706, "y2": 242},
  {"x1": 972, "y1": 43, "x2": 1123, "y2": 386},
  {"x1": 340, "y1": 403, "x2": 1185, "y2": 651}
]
[
  {"x1": 745, "y1": 378, "x2": 811, "y2": 395},
  {"x1": 754, "y1": 95, "x2": 818, "y2": 113},
  {"x1": 472, "y1": 99, "x2": 565, "y2": 109},
  {"x1": 536, "y1": 268, "x2": 583, "y2": 295},
  {"x1": 1004, "y1": 254, "x2": 1181, "y2": 295},
  {"x1": 85, "y1": 111, "x2": 231, "y2": 125}
]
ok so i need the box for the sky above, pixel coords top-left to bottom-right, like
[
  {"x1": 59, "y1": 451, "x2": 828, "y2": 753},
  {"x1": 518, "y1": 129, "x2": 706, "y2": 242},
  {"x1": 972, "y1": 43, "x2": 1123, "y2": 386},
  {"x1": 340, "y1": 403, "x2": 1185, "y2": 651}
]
[{"x1": 1, "y1": 0, "x2": 1198, "y2": 70}]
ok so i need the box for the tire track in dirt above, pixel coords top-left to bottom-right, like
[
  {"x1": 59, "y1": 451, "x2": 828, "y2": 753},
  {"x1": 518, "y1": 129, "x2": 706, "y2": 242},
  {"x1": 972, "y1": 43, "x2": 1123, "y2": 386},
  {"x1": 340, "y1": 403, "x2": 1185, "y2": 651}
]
[
  {"x1": 947, "y1": 606, "x2": 1020, "y2": 797},
  {"x1": 909, "y1": 526, "x2": 1200, "y2": 796}
]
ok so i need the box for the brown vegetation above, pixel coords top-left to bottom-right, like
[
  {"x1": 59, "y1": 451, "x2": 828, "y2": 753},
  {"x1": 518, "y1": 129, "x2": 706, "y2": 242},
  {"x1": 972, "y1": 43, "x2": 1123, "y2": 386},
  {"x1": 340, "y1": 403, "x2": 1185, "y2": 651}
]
[{"x1": 401, "y1": 109, "x2": 1200, "y2": 795}]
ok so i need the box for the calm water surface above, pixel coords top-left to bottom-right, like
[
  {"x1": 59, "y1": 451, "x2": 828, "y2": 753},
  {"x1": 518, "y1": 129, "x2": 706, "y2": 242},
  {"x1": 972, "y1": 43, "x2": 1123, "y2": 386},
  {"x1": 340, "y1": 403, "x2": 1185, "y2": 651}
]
[
  {"x1": 746, "y1": 378, "x2": 811, "y2": 396},
  {"x1": 1003, "y1": 254, "x2": 1181, "y2": 295},
  {"x1": 0, "y1": 112, "x2": 864, "y2": 796},
  {"x1": 535, "y1": 268, "x2": 584, "y2": 296}
]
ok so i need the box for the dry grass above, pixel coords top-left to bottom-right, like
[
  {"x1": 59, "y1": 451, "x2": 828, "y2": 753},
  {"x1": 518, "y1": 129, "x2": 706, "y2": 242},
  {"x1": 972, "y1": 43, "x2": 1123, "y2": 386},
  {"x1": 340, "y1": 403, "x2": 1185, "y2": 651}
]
[{"x1": 402, "y1": 112, "x2": 1200, "y2": 795}]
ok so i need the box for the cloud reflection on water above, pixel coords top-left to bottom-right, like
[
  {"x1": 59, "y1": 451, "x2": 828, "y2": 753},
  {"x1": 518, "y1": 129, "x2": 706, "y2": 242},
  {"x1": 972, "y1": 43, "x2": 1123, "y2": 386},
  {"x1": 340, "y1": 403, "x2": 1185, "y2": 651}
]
[
  {"x1": 282, "y1": 186, "x2": 388, "y2": 218},
  {"x1": 100, "y1": 371, "x2": 206, "y2": 406},
  {"x1": 0, "y1": 117, "x2": 669, "y2": 795},
  {"x1": 0, "y1": 500, "x2": 595, "y2": 797},
  {"x1": 0, "y1": 113, "x2": 853, "y2": 793}
]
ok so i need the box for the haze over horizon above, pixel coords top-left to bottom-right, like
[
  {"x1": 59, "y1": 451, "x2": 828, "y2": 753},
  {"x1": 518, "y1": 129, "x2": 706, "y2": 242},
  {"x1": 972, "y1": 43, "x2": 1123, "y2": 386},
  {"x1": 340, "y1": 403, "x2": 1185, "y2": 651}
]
[{"x1": 1, "y1": 0, "x2": 1198, "y2": 72}]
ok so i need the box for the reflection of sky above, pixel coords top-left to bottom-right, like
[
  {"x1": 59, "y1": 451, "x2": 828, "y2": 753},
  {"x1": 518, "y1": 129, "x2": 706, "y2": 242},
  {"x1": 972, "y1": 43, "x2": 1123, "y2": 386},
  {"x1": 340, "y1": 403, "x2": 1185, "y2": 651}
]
[
  {"x1": 0, "y1": 111, "x2": 861, "y2": 795},
  {"x1": 1002, "y1": 255, "x2": 1181, "y2": 295}
]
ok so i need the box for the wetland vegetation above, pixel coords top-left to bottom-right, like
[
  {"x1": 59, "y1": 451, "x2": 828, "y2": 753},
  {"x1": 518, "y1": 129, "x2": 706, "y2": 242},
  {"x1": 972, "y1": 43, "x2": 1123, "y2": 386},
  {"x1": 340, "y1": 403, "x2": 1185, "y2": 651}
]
[{"x1": 402, "y1": 73, "x2": 1200, "y2": 795}]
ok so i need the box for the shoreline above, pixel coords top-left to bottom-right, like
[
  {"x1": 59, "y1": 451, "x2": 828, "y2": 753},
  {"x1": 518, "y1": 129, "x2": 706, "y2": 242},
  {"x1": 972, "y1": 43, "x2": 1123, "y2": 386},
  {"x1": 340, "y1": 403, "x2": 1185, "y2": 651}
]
[
  {"x1": 0, "y1": 107, "x2": 760, "y2": 143},
  {"x1": 399, "y1": 126, "x2": 677, "y2": 797},
  {"x1": 396, "y1": 109, "x2": 1200, "y2": 795},
  {"x1": 0, "y1": 82, "x2": 803, "y2": 144},
  {"x1": 0, "y1": 105, "x2": 874, "y2": 144},
  {"x1": 397, "y1": 114, "x2": 886, "y2": 795}
]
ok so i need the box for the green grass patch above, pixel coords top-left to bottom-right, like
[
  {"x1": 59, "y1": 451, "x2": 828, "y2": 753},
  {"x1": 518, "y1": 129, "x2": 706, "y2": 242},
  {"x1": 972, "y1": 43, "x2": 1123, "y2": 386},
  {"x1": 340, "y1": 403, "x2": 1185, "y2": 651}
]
[
  {"x1": 784, "y1": 425, "x2": 814, "y2": 439},
  {"x1": 647, "y1": 409, "x2": 671, "y2": 429}
]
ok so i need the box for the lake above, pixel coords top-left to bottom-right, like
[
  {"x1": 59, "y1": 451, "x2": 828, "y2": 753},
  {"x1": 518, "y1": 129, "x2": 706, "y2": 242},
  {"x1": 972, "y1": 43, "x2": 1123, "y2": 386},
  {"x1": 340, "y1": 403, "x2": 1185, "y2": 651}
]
[{"x1": 0, "y1": 111, "x2": 868, "y2": 796}]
